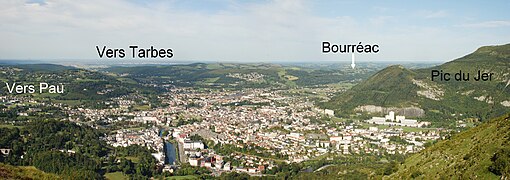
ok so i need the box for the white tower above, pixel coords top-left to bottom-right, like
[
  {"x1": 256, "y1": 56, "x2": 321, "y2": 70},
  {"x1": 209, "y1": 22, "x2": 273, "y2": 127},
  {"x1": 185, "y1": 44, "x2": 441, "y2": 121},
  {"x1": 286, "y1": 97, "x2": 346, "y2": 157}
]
[{"x1": 386, "y1": 111, "x2": 395, "y2": 121}]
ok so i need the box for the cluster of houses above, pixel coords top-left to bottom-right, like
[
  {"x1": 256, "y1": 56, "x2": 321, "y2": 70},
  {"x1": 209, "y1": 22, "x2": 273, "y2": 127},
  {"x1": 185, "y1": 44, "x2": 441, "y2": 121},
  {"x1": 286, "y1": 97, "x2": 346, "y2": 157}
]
[
  {"x1": 227, "y1": 72, "x2": 265, "y2": 82},
  {"x1": 105, "y1": 128, "x2": 165, "y2": 165},
  {"x1": 171, "y1": 130, "x2": 271, "y2": 174}
]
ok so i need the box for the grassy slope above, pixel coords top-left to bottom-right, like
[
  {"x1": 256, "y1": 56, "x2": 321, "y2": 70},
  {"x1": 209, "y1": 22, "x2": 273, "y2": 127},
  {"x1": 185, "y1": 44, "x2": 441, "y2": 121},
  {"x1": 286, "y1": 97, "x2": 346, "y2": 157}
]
[
  {"x1": 388, "y1": 114, "x2": 510, "y2": 179},
  {"x1": 105, "y1": 171, "x2": 128, "y2": 180},
  {"x1": 166, "y1": 175, "x2": 199, "y2": 180},
  {"x1": 0, "y1": 163, "x2": 60, "y2": 180}
]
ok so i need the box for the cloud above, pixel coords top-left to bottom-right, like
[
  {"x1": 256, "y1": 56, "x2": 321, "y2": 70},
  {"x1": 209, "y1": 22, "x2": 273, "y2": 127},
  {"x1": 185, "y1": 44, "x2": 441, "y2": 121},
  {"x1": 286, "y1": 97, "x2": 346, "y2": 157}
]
[
  {"x1": 458, "y1": 20, "x2": 510, "y2": 28},
  {"x1": 423, "y1": 10, "x2": 448, "y2": 19},
  {"x1": 0, "y1": 0, "x2": 360, "y2": 61},
  {"x1": 26, "y1": 0, "x2": 47, "y2": 6}
]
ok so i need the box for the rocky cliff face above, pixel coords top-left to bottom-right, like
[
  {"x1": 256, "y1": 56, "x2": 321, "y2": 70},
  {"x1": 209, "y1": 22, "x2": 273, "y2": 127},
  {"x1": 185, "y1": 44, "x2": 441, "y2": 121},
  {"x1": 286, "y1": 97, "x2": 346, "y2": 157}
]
[{"x1": 355, "y1": 105, "x2": 425, "y2": 117}]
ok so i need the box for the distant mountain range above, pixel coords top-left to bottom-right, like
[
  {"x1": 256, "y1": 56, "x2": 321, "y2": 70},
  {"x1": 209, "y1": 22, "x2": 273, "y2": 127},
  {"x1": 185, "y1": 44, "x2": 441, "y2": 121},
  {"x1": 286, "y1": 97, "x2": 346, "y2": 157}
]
[
  {"x1": 323, "y1": 44, "x2": 510, "y2": 122},
  {"x1": 104, "y1": 63, "x2": 378, "y2": 88}
]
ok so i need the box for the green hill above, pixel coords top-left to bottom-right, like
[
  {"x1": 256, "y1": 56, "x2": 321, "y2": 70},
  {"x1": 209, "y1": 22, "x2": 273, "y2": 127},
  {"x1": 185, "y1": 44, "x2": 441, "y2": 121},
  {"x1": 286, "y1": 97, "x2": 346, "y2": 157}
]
[
  {"x1": 105, "y1": 63, "x2": 376, "y2": 88},
  {"x1": 323, "y1": 44, "x2": 510, "y2": 122},
  {"x1": 0, "y1": 163, "x2": 60, "y2": 180},
  {"x1": 326, "y1": 65, "x2": 420, "y2": 109},
  {"x1": 0, "y1": 64, "x2": 161, "y2": 108},
  {"x1": 388, "y1": 113, "x2": 510, "y2": 179}
]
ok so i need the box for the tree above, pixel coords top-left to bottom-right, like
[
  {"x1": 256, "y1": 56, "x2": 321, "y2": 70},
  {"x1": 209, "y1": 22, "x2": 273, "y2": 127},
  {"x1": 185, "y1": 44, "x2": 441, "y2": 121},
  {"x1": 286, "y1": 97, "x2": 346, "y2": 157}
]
[
  {"x1": 383, "y1": 161, "x2": 398, "y2": 175},
  {"x1": 122, "y1": 159, "x2": 135, "y2": 174},
  {"x1": 219, "y1": 172, "x2": 250, "y2": 180},
  {"x1": 489, "y1": 147, "x2": 510, "y2": 177}
]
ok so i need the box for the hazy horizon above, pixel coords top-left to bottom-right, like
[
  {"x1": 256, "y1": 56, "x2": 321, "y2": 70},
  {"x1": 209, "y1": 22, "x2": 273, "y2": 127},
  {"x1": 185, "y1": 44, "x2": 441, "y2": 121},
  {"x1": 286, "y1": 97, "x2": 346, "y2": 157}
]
[{"x1": 1, "y1": 0, "x2": 509, "y2": 62}]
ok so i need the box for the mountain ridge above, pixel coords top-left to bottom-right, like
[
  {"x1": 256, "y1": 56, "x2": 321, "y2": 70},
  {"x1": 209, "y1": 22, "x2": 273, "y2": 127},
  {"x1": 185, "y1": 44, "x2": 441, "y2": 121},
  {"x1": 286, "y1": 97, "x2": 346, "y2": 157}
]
[{"x1": 322, "y1": 43, "x2": 510, "y2": 122}]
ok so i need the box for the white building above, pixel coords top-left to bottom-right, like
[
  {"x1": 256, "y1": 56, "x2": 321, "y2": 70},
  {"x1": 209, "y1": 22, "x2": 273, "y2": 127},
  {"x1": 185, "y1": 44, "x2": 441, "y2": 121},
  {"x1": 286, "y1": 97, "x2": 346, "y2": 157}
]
[
  {"x1": 385, "y1": 111, "x2": 395, "y2": 121},
  {"x1": 189, "y1": 158, "x2": 200, "y2": 166},
  {"x1": 324, "y1": 109, "x2": 335, "y2": 116},
  {"x1": 184, "y1": 141, "x2": 205, "y2": 150},
  {"x1": 223, "y1": 162, "x2": 231, "y2": 171},
  {"x1": 366, "y1": 111, "x2": 430, "y2": 127},
  {"x1": 396, "y1": 115, "x2": 405, "y2": 122}
]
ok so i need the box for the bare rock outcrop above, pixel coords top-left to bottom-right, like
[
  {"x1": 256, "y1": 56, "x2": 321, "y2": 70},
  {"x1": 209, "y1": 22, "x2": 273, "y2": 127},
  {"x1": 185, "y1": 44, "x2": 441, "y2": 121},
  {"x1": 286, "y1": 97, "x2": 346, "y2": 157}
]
[{"x1": 355, "y1": 105, "x2": 425, "y2": 117}]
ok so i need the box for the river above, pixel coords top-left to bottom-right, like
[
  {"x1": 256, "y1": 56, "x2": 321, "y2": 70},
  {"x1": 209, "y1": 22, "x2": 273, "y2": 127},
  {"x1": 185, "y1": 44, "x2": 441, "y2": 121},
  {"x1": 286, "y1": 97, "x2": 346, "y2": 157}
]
[
  {"x1": 160, "y1": 129, "x2": 177, "y2": 165},
  {"x1": 164, "y1": 141, "x2": 177, "y2": 165}
]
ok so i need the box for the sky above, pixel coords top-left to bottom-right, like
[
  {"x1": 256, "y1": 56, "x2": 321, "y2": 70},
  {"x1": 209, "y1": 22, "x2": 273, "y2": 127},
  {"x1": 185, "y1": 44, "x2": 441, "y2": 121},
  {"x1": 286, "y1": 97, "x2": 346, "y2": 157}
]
[{"x1": 1, "y1": 0, "x2": 509, "y2": 63}]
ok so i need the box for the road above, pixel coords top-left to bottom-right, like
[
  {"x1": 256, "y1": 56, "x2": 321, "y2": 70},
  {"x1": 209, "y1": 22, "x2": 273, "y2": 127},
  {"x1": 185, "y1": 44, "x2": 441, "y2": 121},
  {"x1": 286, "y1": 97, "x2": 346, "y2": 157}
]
[
  {"x1": 314, "y1": 164, "x2": 335, "y2": 172},
  {"x1": 177, "y1": 141, "x2": 187, "y2": 164}
]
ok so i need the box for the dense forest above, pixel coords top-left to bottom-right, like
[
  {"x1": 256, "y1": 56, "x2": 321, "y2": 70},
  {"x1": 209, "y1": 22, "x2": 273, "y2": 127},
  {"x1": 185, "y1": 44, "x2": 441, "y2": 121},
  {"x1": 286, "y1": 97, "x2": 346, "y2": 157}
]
[{"x1": 0, "y1": 120, "x2": 159, "y2": 179}]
